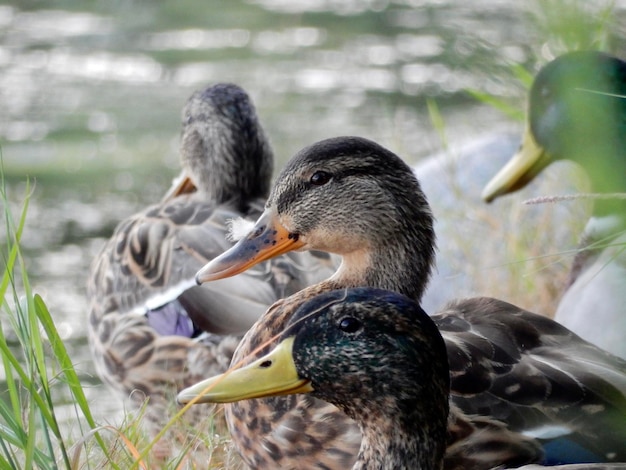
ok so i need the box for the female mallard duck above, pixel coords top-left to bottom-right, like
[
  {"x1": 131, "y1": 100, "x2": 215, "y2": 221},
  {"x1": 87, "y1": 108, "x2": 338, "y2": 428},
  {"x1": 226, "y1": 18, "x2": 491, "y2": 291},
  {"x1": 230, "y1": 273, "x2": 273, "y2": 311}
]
[
  {"x1": 179, "y1": 287, "x2": 626, "y2": 470},
  {"x1": 482, "y1": 51, "x2": 626, "y2": 358},
  {"x1": 188, "y1": 136, "x2": 626, "y2": 468},
  {"x1": 86, "y1": 83, "x2": 334, "y2": 453}
]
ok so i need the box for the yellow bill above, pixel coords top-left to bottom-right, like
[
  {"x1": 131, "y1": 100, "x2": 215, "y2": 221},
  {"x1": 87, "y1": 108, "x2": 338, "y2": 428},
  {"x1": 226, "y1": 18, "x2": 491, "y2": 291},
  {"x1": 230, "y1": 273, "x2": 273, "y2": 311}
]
[
  {"x1": 482, "y1": 127, "x2": 552, "y2": 202},
  {"x1": 177, "y1": 337, "x2": 313, "y2": 404}
]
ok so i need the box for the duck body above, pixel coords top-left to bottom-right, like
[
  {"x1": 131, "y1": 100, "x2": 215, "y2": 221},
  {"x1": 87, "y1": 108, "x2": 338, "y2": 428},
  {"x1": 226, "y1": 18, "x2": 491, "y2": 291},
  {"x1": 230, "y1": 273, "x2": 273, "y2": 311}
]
[
  {"x1": 193, "y1": 136, "x2": 626, "y2": 469},
  {"x1": 179, "y1": 287, "x2": 626, "y2": 470},
  {"x1": 86, "y1": 84, "x2": 335, "y2": 448},
  {"x1": 482, "y1": 51, "x2": 626, "y2": 358},
  {"x1": 181, "y1": 287, "x2": 450, "y2": 470},
  {"x1": 553, "y1": 216, "x2": 626, "y2": 357},
  {"x1": 519, "y1": 465, "x2": 626, "y2": 470}
]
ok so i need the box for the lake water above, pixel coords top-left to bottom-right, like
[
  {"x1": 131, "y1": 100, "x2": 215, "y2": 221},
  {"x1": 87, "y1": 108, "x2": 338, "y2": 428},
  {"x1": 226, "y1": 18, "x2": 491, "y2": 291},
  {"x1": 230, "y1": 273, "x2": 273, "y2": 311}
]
[{"x1": 1, "y1": 0, "x2": 625, "y2": 443}]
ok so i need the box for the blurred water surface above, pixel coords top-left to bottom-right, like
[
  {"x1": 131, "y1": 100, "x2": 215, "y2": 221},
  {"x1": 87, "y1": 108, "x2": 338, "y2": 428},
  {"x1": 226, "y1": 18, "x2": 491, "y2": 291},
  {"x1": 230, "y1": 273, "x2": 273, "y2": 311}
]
[{"x1": 1, "y1": 0, "x2": 625, "y2": 428}]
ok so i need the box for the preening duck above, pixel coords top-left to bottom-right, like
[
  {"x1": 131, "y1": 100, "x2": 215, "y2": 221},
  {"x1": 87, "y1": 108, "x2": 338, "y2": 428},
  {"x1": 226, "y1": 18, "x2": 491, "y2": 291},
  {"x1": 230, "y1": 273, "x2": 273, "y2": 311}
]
[
  {"x1": 187, "y1": 136, "x2": 626, "y2": 469},
  {"x1": 482, "y1": 51, "x2": 626, "y2": 358},
  {"x1": 179, "y1": 287, "x2": 626, "y2": 470},
  {"x1": 86, "y1": 83, "x2": 334, "y2": 453}
]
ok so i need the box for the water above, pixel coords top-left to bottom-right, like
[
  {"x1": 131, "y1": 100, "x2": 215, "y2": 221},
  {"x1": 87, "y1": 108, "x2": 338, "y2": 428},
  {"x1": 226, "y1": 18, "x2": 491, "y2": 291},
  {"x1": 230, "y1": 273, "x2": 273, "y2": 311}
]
[{"x1": 1, "y1": 0, "x2": 625, "y2": 437}]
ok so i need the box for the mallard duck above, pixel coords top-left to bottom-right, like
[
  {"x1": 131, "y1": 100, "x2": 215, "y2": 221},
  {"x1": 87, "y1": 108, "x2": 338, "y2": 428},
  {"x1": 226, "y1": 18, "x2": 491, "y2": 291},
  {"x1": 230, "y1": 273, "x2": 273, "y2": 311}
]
[
  {"x1": 86, "y1": 83, "x2": 335, "y2": 453},
  {"x1": 189, "y1": 136, "x2": 626, "y2": 469},
  {"x1": 181, "y1": 287, "x2": 450, "y2": 470},
  {"x1": 179, "y1": 287, "x2": 626, "y2": 470},
  {"x1": 482, "y1": 51, "x2": 626, "y2": 359},
  {"x1": 415, "y1": 132, "x2": 585, "y2": 313}
]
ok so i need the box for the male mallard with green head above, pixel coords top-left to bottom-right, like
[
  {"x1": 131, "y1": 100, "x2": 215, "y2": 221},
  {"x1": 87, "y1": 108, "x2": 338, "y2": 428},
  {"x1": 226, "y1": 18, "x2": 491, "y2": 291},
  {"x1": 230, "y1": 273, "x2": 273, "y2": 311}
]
[
  {"x1": 482, "y1": 51, "x2": 626, "y2": 359},
  {"x1": 182, "y1": 287, "x2": 449, "y2": 470}
]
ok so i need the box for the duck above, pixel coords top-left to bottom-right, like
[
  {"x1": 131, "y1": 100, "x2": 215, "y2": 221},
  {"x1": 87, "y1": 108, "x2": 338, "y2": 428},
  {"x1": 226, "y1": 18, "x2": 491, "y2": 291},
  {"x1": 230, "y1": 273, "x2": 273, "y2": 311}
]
[
  {"x1": 178, "y1": 287, "x2": 626, "y2": 470},
  {"x1": 414, "y1": 132, "x2": 585, "y2": 314},
  {"x1": 189, "y1": 136, "x2": 626, "y2": 469},
  {"x1": 181, "y1": 287, "x2": 450, "y2": 470},
  {"x1": 86, "y1": 83, "x2": 335, "y2": 455},
  {"x1": 482, "y1": 51, "x2": 626, "y2": 359}
]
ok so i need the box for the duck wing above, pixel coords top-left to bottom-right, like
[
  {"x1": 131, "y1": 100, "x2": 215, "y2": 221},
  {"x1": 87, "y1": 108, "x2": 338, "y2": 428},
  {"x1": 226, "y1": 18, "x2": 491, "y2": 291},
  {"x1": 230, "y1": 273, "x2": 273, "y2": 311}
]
[{"x1": 437, "y1": 297, "x2": 626, "y2": 464}]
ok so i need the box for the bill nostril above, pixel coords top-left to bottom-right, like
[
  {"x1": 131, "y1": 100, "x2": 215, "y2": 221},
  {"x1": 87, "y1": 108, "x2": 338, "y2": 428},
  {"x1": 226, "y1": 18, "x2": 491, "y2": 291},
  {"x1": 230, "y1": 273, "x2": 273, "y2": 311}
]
[{"x1": 251, "y1": 225, "x2": 266, "y2": 238}]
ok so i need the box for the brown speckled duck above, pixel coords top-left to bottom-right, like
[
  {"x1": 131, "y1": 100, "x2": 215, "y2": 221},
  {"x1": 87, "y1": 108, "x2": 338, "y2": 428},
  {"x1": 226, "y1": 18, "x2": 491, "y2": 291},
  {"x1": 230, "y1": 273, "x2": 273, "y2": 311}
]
[
  {"x1": 179, "y1": 287, "x2": 626, "y2": 470},
  {"x1": 86, "y1": 83, "x2": 335, "y2": 454},
  {"x1": 190, "y1": 136, "x2": 626, "y2": 469}
]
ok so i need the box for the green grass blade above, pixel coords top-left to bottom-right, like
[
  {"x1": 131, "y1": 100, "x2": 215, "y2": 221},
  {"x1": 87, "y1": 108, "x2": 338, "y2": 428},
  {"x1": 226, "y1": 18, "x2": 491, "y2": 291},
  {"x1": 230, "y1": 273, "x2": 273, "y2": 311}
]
[
  {"x1": 0, "y1": 435, "x2": 19, "y2": 470},
  {"x1": 466, "y1": 89, "x2": 526, "y2": 122},
  {"x1": 34, "y1": 294, "x2": 112, "y2": 460},
  {"x1": 510, "y1": 63, "x2": 534, "y2": 88},
  {"x1": 426, "y1": 99, "x2": 448, "y2": 150},
  {"x1": 0, "y1": 402, "x2": 55, "y2": 468}
]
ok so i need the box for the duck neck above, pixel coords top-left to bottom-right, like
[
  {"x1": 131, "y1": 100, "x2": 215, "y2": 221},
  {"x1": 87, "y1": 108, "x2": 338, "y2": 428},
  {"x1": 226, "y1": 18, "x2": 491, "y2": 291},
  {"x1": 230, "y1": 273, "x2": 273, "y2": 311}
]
[
  {"x1": 331, "y1": 230, "x2": 434, "y2": 303},
  {"x1": 577, "y1": 141, "x2": 626, "y2": 219},
  {"x1": 189, "y1": 128, "x2": 273, "y2": 210},
  {"x1": 354, "y1": 400, "x2": 446, "y2": 470}
]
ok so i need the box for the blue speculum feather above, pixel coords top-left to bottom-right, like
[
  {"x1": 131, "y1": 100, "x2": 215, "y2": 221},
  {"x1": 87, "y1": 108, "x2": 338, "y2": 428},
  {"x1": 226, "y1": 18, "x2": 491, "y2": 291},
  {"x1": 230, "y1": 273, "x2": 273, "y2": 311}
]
[{"x1": 541, "y1": 437, "x2": 603, "y2": 465}]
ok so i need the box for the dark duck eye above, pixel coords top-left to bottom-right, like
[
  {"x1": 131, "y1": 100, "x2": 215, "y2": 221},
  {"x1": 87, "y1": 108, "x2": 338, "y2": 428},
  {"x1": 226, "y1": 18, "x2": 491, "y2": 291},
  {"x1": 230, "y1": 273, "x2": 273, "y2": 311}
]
[
  {"x1": 338, "y1": 316, "x2": 362, "y2": 333},
  {"x1": 310, "y1": 171, "x2": 332, "y2": 186}
]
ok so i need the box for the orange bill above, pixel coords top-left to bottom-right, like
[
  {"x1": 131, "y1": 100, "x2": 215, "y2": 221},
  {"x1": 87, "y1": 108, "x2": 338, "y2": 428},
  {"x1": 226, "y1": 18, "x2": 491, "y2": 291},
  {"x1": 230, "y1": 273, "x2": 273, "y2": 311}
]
[
  {"x1": 161, "y1": 170, "x2": 197, "y2": 202},
  {"x1": 196, "y1": 208, "x2": 305, "y2": 284}
]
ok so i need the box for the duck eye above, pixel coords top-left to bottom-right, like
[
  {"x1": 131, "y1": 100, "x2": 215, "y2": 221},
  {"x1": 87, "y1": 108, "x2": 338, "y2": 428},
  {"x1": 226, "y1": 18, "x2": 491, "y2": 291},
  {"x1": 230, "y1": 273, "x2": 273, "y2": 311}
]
[
  {"x1": 310, "y1": 171, "x2": 332, "y2": 186},
  {"x1": 338, "y1": 317, "x2": 361, "y2": 333}
]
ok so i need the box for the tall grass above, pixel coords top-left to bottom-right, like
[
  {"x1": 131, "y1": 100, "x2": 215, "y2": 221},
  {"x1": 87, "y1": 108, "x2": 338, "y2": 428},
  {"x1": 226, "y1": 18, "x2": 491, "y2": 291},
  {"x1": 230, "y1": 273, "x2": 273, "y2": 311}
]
[
  {"x1": 0, "y1": 162, "x2": 154, "y2": 469},
  {"x1": 0, "y1": 158, "x2": 239, "y2": 469},
  {"x1": 469, "y1": 0, "x2": 618, "y2": 124},
  {"x1": 1, "y1": 164, "x2": 91, "y2": 467}
]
